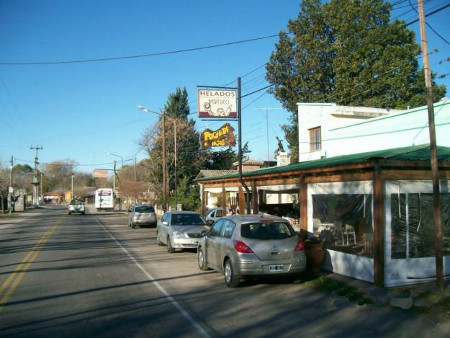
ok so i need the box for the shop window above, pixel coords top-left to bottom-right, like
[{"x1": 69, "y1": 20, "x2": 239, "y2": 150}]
[
  {"x1": 312, "y1": 194, "x2": 373, "y2": 257},
  {"x1": 309, "y1": 127, "x2": 321, "y2": 152},
  {"x1": 391, "y1": 193, "x2": 450, "y2": 259}
]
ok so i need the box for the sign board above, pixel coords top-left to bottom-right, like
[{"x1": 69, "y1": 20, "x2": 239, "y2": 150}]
[
  {"x1": 198, "y1": 90, "x2": 237, "y2": 118},
  {"x1": 201, "y1": 123, "x2": 236, "y2": 148},
  {"x1": 93, "y1": 170, "x2": 108, "y2": 178}
]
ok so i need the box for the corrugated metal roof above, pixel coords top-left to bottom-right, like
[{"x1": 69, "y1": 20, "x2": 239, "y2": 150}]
[{"x1": 195, "y1": 144, "x2": 450, "y2": 182}]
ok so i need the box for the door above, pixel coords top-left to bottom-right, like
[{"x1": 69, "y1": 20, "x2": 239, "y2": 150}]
[{"x1": 205, "y1": 219, "x2": 224, "y2": 269}]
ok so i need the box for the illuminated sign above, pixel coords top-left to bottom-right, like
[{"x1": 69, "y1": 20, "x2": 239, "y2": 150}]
[
  {"x1": 198, "y1": 90, "x2": 237, "y2": 118},
  {"x1": 201, "y1": 123, "x2": 236, "y2": 148}
]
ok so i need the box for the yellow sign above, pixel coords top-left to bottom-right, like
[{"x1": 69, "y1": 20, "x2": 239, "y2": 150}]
[{"x1": 201, "y1": 123, "x2": 236, "y2": 148}]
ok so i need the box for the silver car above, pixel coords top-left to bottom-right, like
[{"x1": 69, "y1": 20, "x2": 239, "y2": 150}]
[
  {"x1": 129, "y1": 204, "x2": 157, "y2": 228},
  {"x1": 197, "y1": 215, "x2": 306, "y2": 287},
  {"x1": 68, "y1": 200, "x2": 85, "y2": 215},
  {"x1": 156, "y1": 211, "x2": 209, "y2": 253}
]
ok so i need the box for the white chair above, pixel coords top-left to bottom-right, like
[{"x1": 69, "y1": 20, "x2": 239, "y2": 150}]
[{"x1": 343, "y1": 224, "x2": 357, "y2": 245}]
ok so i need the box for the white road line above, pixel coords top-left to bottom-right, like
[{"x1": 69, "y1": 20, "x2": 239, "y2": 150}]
[{"x1": 97, "y1": 219, "x2": 210, "y2": 338}]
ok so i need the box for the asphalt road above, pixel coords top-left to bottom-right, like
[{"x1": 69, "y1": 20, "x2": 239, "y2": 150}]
[{"x1": 0, "y1": 206, "x2": 448, "y2": 338}]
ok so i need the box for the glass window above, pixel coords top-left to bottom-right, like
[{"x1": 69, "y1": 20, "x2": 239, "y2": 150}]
[
  {"x1": 391, "y1": 193, "x2": 450, "y2": 259},
  {"x1": 309, "y1": 127, "x2": 321, "y2": 152},
  {"x1": 216, "y1": 209, "x2": 222, "y2": 217},
  {"x1": 171, "y1": 213, "x2": 205, "y2": 226},
  {"x1": 135, "y1": 205, "x2": 155, "y2": 213},
  {"x1": 312, "y1": 194, "x2": 373, "y2": 257},
  {"x1": 220, "y1": 220, "x2": 235, "y2": 238},
  {"x1": 210, "y1": 219, "x2": 224, "y2": 236},
  {"x1": 241, "y1": 222, "x2": 296, "y2": 240}
]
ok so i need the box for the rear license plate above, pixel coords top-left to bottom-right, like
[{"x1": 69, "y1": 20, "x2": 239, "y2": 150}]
[{"x1": 269, "y1": 265, "x2": 284, "y2": 272}]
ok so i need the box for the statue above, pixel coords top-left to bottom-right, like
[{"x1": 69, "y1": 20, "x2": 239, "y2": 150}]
[{"x1": 276, "y1": 137, "x2": 285, "y2": 153}]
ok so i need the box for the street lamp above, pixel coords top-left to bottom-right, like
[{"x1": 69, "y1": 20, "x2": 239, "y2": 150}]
[
  {"x1": 104, "y1": 151, "x2": 124, "y2": 168},
  {"x1": 71, "y1": 174, "x2": 74, "y2": 200},
  {"x1": 138, "y1": 105, "x2": 178, "y2": 211}
]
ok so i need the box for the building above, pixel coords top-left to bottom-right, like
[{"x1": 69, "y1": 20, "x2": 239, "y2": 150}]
[{"x1": 196, "y1": 101, "x2": 450, "y2": 287}]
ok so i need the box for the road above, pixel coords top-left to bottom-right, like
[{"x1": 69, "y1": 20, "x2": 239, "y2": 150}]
[{"x1": 0, "y1": 206, "x2": 448, "y2": 337}]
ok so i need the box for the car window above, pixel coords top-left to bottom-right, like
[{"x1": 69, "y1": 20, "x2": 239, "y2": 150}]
[
  {"x1": 240, "y1": 222, "x2": 296, "y2": 240},
  {"x1": 220, "y1": 220, "x2": 235, "y2": 238},
  {"x1": 209, "y1": 219, "x2": 224, "y2": 236},
  {"x1": 135, "y1": 205, "x2": 155, "y2": 213},
  {"x1": 171, "y1": 213, "x2": 205, "y2": 226},
  {"x1": 162, "y1": 213, "x2": 169, "y2": 222}
]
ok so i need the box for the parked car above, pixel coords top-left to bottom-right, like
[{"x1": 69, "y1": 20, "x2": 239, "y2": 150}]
[
  {"x1": 197, "y1": 215, "x2": 306, "y2": 287},
  {"x1": 205, "y1": 207, "x2": 231, "y2": 224},
  {"x1": 129, "y1": 204, "x2": 157, "y2": 228},
  {"x1": 68, "y1": 199, "x2": 85, "y2": 215},
  {"x1": 156, "y1": 211, "x2": 209, "y2": 253}
]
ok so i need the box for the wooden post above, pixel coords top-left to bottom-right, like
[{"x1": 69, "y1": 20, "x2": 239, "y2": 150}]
[
  {"x1": 238, "y1": 187, "x2": 245, "y2": 215},
  {"x1": 252, "y1": 181, "x2": 259, "y2": 214},
  {"x1": 299, "y1": 176, "x2": 307, "y2": 231},
  {"x1": 222, "y1": 184, "x2": 227, "y2": 215},
  {"x1": 201, "y1": 187, "x2": 206, "y2": 217},
  {"x1": 373, "y1": 165, "x2": 386, "y2": 287}
]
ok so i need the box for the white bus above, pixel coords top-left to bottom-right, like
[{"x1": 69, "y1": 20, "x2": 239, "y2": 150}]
[{"x1": 95, "y1": 188, "x2": 114, "y2": 211}]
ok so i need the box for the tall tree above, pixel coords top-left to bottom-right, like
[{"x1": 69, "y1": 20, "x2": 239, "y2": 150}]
[
  {"x1": 141, "y1": 87, "x2": 205, "y2": 209},
  {"x1": 266, "y1": 0, "x2": 446, "y2": 161}
]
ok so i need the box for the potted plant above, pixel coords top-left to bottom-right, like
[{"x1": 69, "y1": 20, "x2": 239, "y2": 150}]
[{"x1": 304, "y1": 236, "x2": 325, "y2": 272}]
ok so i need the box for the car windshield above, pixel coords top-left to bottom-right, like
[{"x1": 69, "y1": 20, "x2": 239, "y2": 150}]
[
  {"x1": 240, "y1": 222, "x2": 296, "y2": 240},
  {"x1": 70, "y1": 200, "x2": 83, "y2": 205},
  {"x1": 171, "y1": 214, "x2": 205, "y2": 226},
  {"x1": 135, "y1": 205, "x2": 155, "y2": 213}
]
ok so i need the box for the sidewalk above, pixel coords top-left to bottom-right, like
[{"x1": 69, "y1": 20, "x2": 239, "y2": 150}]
[{"x1": 302, "y1": 269, "x2": 450, "y2": 328}]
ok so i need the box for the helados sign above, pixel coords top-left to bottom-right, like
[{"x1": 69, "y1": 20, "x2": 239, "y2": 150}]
[{"x1": 201, "y1": 123, "x2": 236, "y2": 148}]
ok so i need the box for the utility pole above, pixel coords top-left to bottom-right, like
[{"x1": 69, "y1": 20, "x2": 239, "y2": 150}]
[
  {"x1": 237, "y1": 77, "x2": 251, "y2": 214},
  {"x1": 113, "y1": 160, "x2": 116, "y2": 209},
  {"x1": 253, "y1": 107, "x2": 283, "y2": 164},
  {"x1": 71, "y1": 174, "x2": 74, "y2": 200},
  {"x1": 9, "y1": 156, "x2": 13, "y2": 215},
  {"x1": 30, "y1": 145, "x2": 43, "y2": 208},
  {"x1": 161, "y1": 112, "x2": 167, "y2": 211},
  {"x1": 134, "y1": 157, "x2": 137, "y2": 181},
  {"x1": 417, "y1": 0, "x2": 444, "y2": 292}
]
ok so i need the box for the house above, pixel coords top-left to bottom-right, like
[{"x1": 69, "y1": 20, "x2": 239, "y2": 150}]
[
  {"x1": 196, "y1": 101, "x2": 450, "y2": 287},
  {"x1": 299, "y1": 99, "x2": 450, "y2": 161}
]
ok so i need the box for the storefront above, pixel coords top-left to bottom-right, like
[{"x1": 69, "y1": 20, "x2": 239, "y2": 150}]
[{"x1": 196, "y1": 144, "x2": 450, "y2": 287}]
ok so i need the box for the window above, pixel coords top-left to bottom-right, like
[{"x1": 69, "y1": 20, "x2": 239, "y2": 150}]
[
  {"x1": 220, "y1": 220, "x2": 235, "y2": 238},
  {"x1": 309, "y1": 127, "x2": 321, "y2": 152},
  {"x1": 210, "y1": 219, "x2": 224, "y2": 236},
  {"x1": 241, "y1": 222, "x2": 296, "y2": 240}
]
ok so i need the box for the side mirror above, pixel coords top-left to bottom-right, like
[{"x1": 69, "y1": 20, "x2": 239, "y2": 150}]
[
  {"x1": 201, "y1": 230, "x2": 208, "y2": 237},
  {"x1": 206, "y1": 219, "x2": 214, "y2": 226}
]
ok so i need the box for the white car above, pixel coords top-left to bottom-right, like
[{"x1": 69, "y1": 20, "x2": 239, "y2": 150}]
[
  {"x1": 68, "y1": 200, "x2": 85, "y2": 215},
  {"x1": 156, "y1": 211, "x2": 209, "y2": 253}
]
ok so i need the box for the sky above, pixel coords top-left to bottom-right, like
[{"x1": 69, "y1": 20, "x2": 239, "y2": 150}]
[{"x1": 0, "y1": 0, "x2": 449, "y2": 174}]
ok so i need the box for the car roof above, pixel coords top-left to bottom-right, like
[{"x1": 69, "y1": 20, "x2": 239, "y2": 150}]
[
  {"x1": 221, "y1": 214, "x2": 288, "y2": 224},
  {"x1": 168, "y1": 211, "x2": 201, "y2": 215}
]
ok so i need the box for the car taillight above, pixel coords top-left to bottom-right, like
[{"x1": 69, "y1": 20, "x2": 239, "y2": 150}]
[
  {"x1": 294, "y1": 239, "x2": 305, "y2": 251},
  {"x1": 233, "y1": 240, "x2": 253, "y2": 253}
]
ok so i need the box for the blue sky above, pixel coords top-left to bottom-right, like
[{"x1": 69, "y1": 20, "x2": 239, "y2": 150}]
[{"x1": 0, "y1": 0, "x2": 449, "y2": 173}]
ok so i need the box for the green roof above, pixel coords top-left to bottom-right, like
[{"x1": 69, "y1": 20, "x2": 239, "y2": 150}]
[{"x1": 195, "y1": 144, "x2": 450, "y2": 182}]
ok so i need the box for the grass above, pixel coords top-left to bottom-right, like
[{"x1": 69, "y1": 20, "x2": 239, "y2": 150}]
[{"x1": 303, "y1": 274, "x2": 374, "y2": 305}]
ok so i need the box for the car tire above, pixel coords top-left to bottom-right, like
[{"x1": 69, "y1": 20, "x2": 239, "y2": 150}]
[
  {"x1": 198, "y1": 247, "x2": 208, "y2": 271},
  {"x1": 224, "y1": 259, "x2": 240, "y2": 288},
  {"x1": 68, "y1": 212, "x2": 71, "y2": 215},
  {"x1": 167, "y1": 236, "x2": 175, "y2": 253},
  {"x1": 156, "y1": 232, "x2": 163, "y2": 246}
]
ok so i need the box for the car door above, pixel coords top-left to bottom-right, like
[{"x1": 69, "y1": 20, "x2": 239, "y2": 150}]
[
  {"x1": 219, "y1": 220, "x2": 236, "y2": 266},
  {"x1": 205, "y1": 219, "x2": 224, "y2": 270},
  {"x1": 159, "y1": 213, "x2": 170, "y2": 244}
]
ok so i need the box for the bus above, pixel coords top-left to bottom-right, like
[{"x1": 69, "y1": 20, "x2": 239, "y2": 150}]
[{"x1": 95, "y1": 188, "x2": 114, "y2": 211}]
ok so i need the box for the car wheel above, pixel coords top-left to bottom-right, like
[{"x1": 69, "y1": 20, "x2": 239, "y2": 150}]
[
  {"x1": 167, "y1": 236, "x2": 175, "y2": 253},
  {"x1": 224, "y1": 259, "x2": 240, "y2": 288},
  {"x1": 198, "y1": 247, "x2": 208, "y2": 271},
  {"x1": 68, "y1": 212, "x2": 71, "y2": 215},
  {"x1": 156, "y1": 232, "x2": 163, "y2": 246}
]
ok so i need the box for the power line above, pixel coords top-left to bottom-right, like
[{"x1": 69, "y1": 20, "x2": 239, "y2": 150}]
[{"x1": 0, "y1": 34, "x2": 279, "y2": 66}]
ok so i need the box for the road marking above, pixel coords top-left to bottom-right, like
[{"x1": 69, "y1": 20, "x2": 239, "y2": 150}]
[
  {"x1": 0, "y1": 215, "x2": 64, "y2": 311},
  {"x1": 97, "y1": 219, "x2": 210, "y2": 338}
]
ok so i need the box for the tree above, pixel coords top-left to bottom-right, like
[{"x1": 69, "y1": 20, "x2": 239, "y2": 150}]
[
  {"x1": 266, "y1": 0, "x2": 447, "y2": 161},
  {"x1": 140, "y1": 87, "x2": 205, "y2": 210}
]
